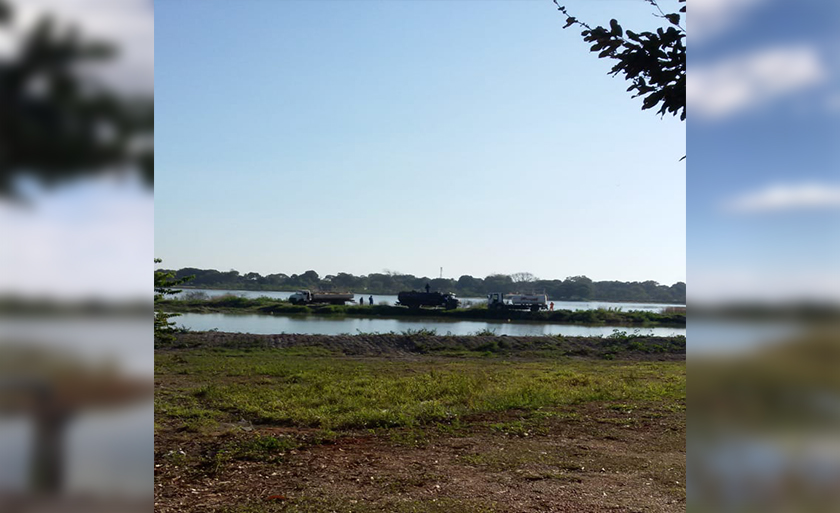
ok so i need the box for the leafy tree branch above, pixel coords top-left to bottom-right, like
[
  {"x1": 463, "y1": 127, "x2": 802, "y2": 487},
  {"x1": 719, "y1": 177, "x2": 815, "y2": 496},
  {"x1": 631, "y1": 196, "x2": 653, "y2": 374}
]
[
  {"x1": 154, "y1": 259, "x2": 193, "y2": 342},
  {"x1": 554, "y1": 0, "x2": 685, "y2": 121},
  {"x1": 0, "y1": 0, "x2": 153, "y2": 198}
]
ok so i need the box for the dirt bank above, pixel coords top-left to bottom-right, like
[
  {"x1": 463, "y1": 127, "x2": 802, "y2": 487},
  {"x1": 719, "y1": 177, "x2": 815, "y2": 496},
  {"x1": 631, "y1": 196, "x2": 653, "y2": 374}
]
[{"x1": 160, "y1": 331, "x2": 685, "y2": 360}]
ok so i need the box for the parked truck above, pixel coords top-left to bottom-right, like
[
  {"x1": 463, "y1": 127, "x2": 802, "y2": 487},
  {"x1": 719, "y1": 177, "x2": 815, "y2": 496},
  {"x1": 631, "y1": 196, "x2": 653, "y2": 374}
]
[
  {"x1": 288, "y1": 290, "x2": 355, "y2": 305},
  {"x1": 487, "y1": 292, "x2": 548, "y2": 312},
  {"x1": 397, "y1": 291, "x2": 460, "y2": 310}
]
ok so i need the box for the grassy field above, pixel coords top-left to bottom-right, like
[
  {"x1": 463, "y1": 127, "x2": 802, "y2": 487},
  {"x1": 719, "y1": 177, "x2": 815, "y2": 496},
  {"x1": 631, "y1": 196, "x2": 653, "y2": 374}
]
[
  {"x1": 155, "y1": 334, "x2": 685, "y2": 512},
  {"x1": 158, "y1": 295, "x2": 686, "y2": 327}
]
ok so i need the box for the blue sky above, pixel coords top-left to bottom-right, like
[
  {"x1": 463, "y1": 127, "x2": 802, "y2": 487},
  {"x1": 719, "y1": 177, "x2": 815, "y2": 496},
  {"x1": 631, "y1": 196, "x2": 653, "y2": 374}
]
[
  {"x1": 687, "y1": 0, "x2": 840, "y2": 302},
  {"x1": 155, "y1": 0, "x2": 686, "y2": 284}
]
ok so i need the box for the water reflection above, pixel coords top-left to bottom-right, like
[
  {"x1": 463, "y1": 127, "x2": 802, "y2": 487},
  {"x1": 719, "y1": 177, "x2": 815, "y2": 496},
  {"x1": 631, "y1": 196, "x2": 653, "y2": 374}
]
[
  {"x1": 690, "y1": 323, "x2": 840, "y2": 511},
  {"x1": 688, "y1": 319, "x2": 801, "y2": 355},
  {"x1": 0, "y1": 317, "x2": 151, "y2": 498},
  {"x1": 175, "y1": 312, "x2": 686, "y2": 337}
]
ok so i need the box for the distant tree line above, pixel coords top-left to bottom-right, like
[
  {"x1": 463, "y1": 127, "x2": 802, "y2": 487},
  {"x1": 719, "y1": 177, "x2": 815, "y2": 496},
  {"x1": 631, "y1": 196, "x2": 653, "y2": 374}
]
[{"x1": 161, "y1": 267, "x2": 686, "y2": 304}]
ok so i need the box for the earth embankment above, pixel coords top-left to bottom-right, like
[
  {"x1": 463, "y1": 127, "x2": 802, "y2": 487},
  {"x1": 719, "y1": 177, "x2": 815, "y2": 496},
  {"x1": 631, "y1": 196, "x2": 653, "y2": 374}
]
[{"x1": 161, "y1": 331, "x2": 686, "y2": 360}]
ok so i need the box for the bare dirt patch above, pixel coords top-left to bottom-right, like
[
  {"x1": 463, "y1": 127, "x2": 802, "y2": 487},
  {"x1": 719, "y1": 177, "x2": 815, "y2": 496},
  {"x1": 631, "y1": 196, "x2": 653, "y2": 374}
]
[
  {"x1": 155, "y1": 336, "x2": 684, "y2": 512},
  {"x1": 155, "y1": 408, "x2": 684, "y2": 513}
]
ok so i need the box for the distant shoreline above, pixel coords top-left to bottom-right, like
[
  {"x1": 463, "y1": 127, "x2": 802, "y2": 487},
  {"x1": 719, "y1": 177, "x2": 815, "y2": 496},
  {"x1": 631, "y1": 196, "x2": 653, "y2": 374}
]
[
  {"x1": 175, "y1": 286, "x2": 687, "y2": 306},
  {"x1": 159, "y1": 297, "x2": 686, "y2": 328}
]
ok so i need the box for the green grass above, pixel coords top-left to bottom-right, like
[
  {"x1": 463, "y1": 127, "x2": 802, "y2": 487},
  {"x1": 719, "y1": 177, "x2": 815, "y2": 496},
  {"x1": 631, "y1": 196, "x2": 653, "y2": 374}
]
[
  {"x1": 156, "y1": 347, "x2": 685, "y2": 512},
  {"x1": 155, "y1": 350, "x2": 685, "y2": 431},
  {"x1": 214, "y1": 434, "x2": 299, "y2": 467}
]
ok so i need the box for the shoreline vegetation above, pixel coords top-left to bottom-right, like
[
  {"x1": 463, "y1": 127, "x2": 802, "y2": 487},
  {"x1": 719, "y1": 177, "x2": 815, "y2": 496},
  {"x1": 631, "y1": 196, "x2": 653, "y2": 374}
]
[
  {"x1": 158, "y1": 294, "x2": 686, "y2": 327},
  {"x1": 159, "y1": 267, "x2": 686, "y2": 304},
  {"x1": 178, "y1": 286, "x2": 686, "y2": 306}
]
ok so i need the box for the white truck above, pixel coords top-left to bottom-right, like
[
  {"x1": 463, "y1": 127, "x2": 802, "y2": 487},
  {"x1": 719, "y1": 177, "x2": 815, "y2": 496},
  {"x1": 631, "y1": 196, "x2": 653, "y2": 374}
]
[
  {"x1": 288, "y1": 290, "x2": 355, "y2": 305},
  {"x1": 487, "y1": 292, "x2": 548, "y2": 312}
]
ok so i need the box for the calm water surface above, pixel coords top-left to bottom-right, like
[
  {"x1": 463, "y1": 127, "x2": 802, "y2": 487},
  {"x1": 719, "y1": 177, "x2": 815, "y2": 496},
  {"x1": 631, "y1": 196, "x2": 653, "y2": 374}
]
[{"x1": 175, "y1": 312, "x2": 686, "y2": 337}]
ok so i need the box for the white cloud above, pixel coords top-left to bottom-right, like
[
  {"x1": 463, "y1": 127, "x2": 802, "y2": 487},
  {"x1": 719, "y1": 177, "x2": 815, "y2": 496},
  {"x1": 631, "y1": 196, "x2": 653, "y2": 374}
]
[
  {"x1": 688, "y1": 46, "x2": 828, "y2": 120},
  {"x1": 724, "y1": 183, "x2": 840, "y2": 213},
  {"x1": 689, "y1": 0, "x2": 766, "y2": 45}
]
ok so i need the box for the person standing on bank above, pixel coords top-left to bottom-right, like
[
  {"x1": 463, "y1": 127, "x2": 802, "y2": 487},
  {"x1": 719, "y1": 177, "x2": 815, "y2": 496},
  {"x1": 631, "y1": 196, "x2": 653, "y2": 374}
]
[
  {"x1": 368, "y1": 295, "x2": 373, "y2": 305},
  {"x1": 359, "y1": 297, "x2": 364, "y2": 305}
]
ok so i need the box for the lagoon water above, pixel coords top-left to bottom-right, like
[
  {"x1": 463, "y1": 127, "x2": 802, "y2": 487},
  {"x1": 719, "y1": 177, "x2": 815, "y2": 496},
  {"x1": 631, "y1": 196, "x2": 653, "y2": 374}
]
[
  {"x1": 0, "y1": 317, "x2": 151, "y2": 496},
  {"x1": 177, "y1": 288, "x2": 684, "y2": 313},
  {"x1": 172, "y1": 289, "x2": 686, "y2": 337},
  {"x1": 174, "y1": 312, "x2": 686, "y2": 338},
  {"x1": 687, "y1": 318, "x2": 802, "y2": 355}
]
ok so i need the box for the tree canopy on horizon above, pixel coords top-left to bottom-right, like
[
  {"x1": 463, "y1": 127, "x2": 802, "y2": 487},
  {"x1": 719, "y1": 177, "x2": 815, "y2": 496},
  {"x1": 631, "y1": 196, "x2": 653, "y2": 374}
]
[{"x1": 157, "y1": 266, "x2": 686, "y2": 304}]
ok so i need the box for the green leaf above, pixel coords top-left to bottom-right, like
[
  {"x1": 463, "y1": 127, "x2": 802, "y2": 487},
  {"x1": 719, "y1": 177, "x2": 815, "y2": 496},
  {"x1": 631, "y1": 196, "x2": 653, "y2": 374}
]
[{"x1": 609, "y1": 19, "x2": 622, "y2": 37}]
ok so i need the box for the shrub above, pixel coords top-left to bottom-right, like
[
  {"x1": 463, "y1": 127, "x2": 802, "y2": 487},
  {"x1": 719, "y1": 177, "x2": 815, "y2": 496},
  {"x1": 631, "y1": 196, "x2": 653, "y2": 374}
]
[
  {"x1": 183, "y1": 291, "x2": 210, "y2": 301},
  {"x1": 401, "y1": 328, "x2": 438, "y2": 336},
  {"x1": 474, "y1": 340, "x2": 499, "y2": 353}
]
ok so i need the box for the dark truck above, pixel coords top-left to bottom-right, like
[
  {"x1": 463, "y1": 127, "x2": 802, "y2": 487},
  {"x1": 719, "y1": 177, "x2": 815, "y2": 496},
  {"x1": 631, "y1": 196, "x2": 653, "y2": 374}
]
[{"x1": 396, "y1": 291, "x2": 460, "y2": 310}]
